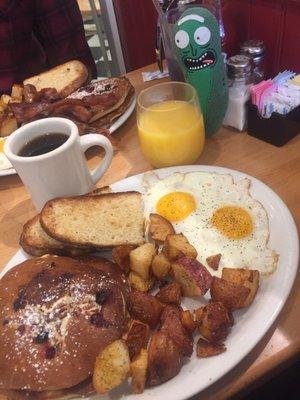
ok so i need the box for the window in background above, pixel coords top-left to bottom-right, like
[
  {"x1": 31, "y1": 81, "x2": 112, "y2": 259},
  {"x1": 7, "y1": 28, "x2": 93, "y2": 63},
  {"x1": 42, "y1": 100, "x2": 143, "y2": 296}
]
[{"x1": 77, "y1": 0, "x2": 125, "y2": 77}]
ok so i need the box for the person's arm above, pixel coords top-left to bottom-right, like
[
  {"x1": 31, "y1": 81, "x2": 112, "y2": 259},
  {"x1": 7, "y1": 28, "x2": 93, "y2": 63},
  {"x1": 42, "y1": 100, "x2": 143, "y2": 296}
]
[{"x1": 33, "y1": 0, "x2": 97, "y2": 78}]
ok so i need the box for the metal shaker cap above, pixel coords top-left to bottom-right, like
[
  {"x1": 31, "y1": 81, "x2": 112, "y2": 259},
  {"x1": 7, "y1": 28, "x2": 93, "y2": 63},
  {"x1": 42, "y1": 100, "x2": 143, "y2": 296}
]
[
  {"x1": 227, "y1": 55, "x2": 252, "y2": 79},
  {"x1": 241, "y1": 39, "x2": 265, "y2": 60}
]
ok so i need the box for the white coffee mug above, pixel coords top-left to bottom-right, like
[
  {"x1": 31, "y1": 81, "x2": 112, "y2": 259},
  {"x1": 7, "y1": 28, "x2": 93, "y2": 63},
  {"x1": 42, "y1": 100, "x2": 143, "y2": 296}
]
[{"x1": 4, "y1": 117, "x2": 113, "y2": 211}]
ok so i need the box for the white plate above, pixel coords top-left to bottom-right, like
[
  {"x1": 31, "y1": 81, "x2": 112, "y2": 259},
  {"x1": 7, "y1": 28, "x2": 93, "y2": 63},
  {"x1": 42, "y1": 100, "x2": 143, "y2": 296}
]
[
  {"x1": 1, "y1": 165, "x2": 299, "y2": 400},
  {"x1": 0, "y1": 167, "x2": 16, "y2": 177},
  {"x1": 0, "y1": 94, "x2": 136, "y2": 178}
]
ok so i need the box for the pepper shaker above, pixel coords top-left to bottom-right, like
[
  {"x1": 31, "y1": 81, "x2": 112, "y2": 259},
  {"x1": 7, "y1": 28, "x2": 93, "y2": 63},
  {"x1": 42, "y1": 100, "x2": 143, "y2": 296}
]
[{"x1": 241, "y1": 39, "x2": 265, "y2": 83}]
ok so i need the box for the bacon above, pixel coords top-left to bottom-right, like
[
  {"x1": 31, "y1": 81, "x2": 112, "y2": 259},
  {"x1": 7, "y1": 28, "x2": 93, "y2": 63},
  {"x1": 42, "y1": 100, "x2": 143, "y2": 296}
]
[
  {"x1": 52, "y1": 103, "x2": 92, "y2": 122},
  {"x1": 39, "y1": 88, "x2": 61, "y2": 103},
  {"x1": 9, "y1": 102, "x2": 52, "y2": 124},
  {"x1": 23, "y1": 84, "x2": 40, "y2": 103},
  {"x1": 82, "y1": 93, "x2": 117, "y2": 107}
]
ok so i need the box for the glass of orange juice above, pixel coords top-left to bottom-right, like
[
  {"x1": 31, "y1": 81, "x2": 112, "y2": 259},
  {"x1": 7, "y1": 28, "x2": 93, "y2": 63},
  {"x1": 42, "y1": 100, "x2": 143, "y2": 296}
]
[{"x1": 137, "y1": 82, "x2": 205, "y2": 168}]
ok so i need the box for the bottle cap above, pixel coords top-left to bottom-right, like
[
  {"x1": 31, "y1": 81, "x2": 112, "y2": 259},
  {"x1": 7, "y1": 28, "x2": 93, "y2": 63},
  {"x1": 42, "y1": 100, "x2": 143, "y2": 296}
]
[
  {"x1": 241, "y1": 39, "x2": 265, "y2": 61},
  {"x1": 178, "y1": 0, "x2": 197, "y2": 4},
  {"x1": 227, "y1": 55, "x2": 252, "y2": 79}
]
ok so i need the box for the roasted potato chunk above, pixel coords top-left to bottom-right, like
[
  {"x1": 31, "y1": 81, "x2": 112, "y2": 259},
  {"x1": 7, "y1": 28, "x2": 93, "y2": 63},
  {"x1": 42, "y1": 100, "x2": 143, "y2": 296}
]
[
  {"x1": 131, "y1": 349, "x2": 148, "y2": 394},
  {"x1": 147, "y1": 331, "x2": 183, "y2": 387},
  {"x1": 93, "y1": 339, "x2": 130, "y2": 394},
  {"x1": 112, "y1": 244, "x2": 136, "y2": 275},
  {"x1": 151, "y1": 252, "x2": 171, "y2": 279},
  {"x1": 162, "y1": 234, "x2": 197, "y2": 261},
  {"x1": 129, "y1": 271, "x2": 154, "y2": 292},
  {"x1": 210, "y1": 277, "x2": 250, "y2": 309},
  {"x1": 180, "y1": 310, "x2": 197, "y2": 334},
  {"x1": 149, "y1": 213, "x2": 175, "y2": 242},
  {"x1": 128, "y1": 290, "x2": 163, "y2": 328},
  {"x1": 172, "y1": 257, "x2": 213, "y2": 297},
  {"x1": 11, "y1": 84, "x2": 24, "y2": 101},
  {"x1": 155, "y1": 282, "x2": 182, "y2": 305},
  {"x1": 0, "y1": 115, "x2": 17, "y2": 137},
  {"x1": 206, "y1": 253, "x2": 221, "y2": 271},
  {"x1": 195, "y1": 302, "x2": 233, "y2": 343},
  {"x1": 0, "y1": 94, "x2": 12, "y2": 105},
  {"x1": 222, "y1": 268, "x2": 260, "y2": 308},
  {"x1": 160, "y1": 305, "x2": 193, "y2": 357},
  {"x1": 125, "y1": 320, "x2": 150, "y2": 360},
  {"x1": 196, "y1": 338, "x2": 226, "y2": 358},
  {"x1": 130, "y1": 243, "x2": 156, "y2": 280}
]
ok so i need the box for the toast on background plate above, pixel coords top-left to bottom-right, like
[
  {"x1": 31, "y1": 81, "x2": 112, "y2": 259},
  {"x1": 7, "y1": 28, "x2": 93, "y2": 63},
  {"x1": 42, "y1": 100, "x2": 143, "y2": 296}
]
[
  {"x1": 23, "y1": 60, "x2": 88, "y2": 98},
  {"x1": 40, "y1": 192, "x2": 145, "y2": 249}
]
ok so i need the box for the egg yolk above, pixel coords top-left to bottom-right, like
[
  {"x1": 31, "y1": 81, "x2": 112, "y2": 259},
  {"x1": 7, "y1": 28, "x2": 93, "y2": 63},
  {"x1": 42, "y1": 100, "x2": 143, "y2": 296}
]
[
  {"x1": 156, "y1": 191, "x2": 196, "y2": 222},
  {"x1": 211, "y1": 206, "x2": 253, "y2": 239},
  {"x1": 0, "y1": 140, "x2": 4, "y2": 153}
]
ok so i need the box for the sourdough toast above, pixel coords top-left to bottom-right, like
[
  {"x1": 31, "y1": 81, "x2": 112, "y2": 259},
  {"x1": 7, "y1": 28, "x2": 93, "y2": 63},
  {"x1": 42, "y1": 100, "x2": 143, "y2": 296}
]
[
  {"x1": 40, "y1": 192, "x2": 145, "y2": 249},
  {"x1": 20, "y1": 215, "x2": 91, "y2": 257}
]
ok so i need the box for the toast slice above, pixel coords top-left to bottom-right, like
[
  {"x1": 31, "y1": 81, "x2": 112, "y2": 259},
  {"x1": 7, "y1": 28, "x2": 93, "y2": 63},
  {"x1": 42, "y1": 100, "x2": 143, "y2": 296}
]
[
  {"x1": 40, "y1": 192, "x2": 145, "y2": 249},
  {"x1": 23, "y1": 60, "x2": 88, "y2": 98},
  {"x1": 20, "y1": 215, "x2": 90, "y2": 257}
]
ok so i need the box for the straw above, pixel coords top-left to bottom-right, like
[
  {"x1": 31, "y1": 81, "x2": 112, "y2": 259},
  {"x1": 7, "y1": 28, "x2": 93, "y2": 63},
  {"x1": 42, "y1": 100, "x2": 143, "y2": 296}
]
[{"x1": 151, "y1": 0, "x2": 166, "y2": 21}]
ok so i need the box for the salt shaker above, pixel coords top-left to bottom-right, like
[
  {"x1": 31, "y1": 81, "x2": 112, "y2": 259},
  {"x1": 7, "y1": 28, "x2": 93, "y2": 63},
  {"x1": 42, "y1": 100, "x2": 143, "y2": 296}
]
[
  {"x1": 241, "y1": 39, "x2": 265, "y2": 83},
  {"x1": 223, "y1": 55, "x2": 252, "y2": 131}
]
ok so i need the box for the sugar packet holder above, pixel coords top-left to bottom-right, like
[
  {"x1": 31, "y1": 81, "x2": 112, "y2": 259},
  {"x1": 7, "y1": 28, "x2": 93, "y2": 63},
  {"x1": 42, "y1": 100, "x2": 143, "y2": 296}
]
[{"x1": 247, "y1": 101, "x2": 300, "y2": 147}]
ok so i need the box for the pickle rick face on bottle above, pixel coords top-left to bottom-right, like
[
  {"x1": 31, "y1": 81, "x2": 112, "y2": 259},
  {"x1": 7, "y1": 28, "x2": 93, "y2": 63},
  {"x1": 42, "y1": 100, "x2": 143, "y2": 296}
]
[
  {"x1": 173, "y1": 8, "x2": 228, "y2": 136},
  {"x1": 174, "y1": 15, "x2": 216, "y2": 73}
]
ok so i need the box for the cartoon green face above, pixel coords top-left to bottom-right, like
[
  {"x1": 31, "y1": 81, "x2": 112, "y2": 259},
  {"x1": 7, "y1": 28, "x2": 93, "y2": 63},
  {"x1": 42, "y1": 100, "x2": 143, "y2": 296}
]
[
  {"x1": 172, "y1": 8, "x2": 228, "y2": 136},
  {"x1": 174, "y1": 15, "x2": 216, "y2": 72}
]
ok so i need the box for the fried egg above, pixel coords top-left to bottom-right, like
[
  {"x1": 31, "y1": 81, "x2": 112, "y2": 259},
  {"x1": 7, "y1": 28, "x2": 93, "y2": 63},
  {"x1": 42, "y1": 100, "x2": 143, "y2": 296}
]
[
  {"x1": 0, "y1": 138, "x2": 12, "y2": 171},
  {"x1": 143, "y1": 171, "x2": 278, "y2": 276}
]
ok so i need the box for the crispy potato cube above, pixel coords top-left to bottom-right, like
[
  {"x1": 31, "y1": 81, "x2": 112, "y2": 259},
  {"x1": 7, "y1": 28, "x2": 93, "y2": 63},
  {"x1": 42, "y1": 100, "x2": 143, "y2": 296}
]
[
  {"x1": 171, "y1": 257, "x2": 213, "y2": 297},
  {"x1": 155, "y1": 282, "x2": 181, "y2": 305},
  {"x1": 206, "y1": 253, "x2": 221, "y2": 271},
  {"x1": 151, "y1": 252, "x2": 171, "y2": 279},
  {"x1": 160, "y1": 305, "x2": 193, "y2": 357},
  {"x1": 195, "y1": 302, "x2": 233, "y2": 343},
  {"x1": 130, "y1": 243, "x2": 156, "y2": 280},
  {"x1": 210, "y1": 277, "x2": 250, "y2": 309},
  {"x1": 222, "y1": 268, "x2": 260, "y2": 308},
  {"x1": 129, "y1": 290, "x2": 163, "y2": 328},
  {"x1": 93, "y1": 339, "x2": 130, "y2": 394},
  {"x1": 112, "y1": 244, "x2": 136, "y2": 275},
  {"x1": 162, "y1": 234, "x2": 197, "y2": 261},
  {"x1": 0, "y1": 94, "x2": 12, "y2": 105},
  {"x1": 129, "y1": 271, "x2": 154, "y2": 292},
  {"x1": 196, "y1": 338, "x2": 226, "y2": 358},
  {"x1": 131, "y1": 349, "x2": 148, "y2": 394},
  {"x1": 147, "y1": 331, "x2": 183, "y2": 387},
  {"x1": 11, "y1": 84, "x2": 24, "y2": 101},
  {"x1": 126, "y1": 320, "x2": 150, "y2": 360},
  {"x1": 149, "y1": 213, "x2": 175, "y2": 242},
  {"x1": 180, "y1": 310, "x2": 197, "y2": 334},
  {"x1": 0, "y1": 116, "x2": 17, "y2": 137}
]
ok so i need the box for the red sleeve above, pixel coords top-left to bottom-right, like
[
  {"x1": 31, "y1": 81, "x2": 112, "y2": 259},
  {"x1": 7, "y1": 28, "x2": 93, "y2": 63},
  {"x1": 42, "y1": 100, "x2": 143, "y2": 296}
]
[{"x1": 33, "y1": 0, "x2": 97, "y2": 78}]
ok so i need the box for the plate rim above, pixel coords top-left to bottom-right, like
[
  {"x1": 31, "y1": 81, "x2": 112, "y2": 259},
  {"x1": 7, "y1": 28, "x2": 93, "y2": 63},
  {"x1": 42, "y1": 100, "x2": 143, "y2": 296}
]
[{"x1": 2, "y1": 164, "x2": 299, "y2": 400}]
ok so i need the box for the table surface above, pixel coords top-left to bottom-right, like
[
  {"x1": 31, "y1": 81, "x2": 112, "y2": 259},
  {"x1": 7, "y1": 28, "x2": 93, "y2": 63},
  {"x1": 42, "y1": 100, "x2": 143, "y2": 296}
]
[{"x1": 0, "y1": 64, "x2": 299, "y2": 400}]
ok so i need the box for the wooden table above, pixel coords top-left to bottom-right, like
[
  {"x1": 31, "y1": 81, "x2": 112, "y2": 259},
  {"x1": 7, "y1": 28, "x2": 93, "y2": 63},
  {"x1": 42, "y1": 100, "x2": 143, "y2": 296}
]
[{"x1": 0, "y1": 64, "x2": 299, "y2": 399}]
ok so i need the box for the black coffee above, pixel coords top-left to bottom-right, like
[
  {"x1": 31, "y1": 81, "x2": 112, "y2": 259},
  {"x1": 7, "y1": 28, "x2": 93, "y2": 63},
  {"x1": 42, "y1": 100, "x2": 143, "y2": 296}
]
[{"x1": 18, "y1": 133, "x2": 69, "y2": 157}]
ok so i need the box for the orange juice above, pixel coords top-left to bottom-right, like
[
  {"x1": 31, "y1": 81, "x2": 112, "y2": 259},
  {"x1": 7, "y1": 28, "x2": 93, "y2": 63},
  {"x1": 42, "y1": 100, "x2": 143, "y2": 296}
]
[{"x1": 137, "y1": 100, "x2": 205, "y2": 167}]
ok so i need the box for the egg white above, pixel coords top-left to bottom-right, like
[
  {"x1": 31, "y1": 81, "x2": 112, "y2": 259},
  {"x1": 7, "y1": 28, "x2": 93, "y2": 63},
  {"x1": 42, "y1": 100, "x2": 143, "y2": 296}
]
[{"x1": 143, "y1": 171, "x2": 278, "y2": 276}]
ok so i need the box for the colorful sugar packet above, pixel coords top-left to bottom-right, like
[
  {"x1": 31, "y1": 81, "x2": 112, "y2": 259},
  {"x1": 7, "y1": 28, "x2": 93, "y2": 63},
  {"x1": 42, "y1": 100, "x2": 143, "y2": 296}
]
[{"x1": 250, "y1": 71, "x2": 300, "y2": 118}]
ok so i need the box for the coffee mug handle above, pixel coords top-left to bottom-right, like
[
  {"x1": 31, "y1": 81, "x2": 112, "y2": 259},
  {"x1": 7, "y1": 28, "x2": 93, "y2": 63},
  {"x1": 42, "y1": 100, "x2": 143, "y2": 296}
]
[{"x1": 79, "y1": 134, "x2": 113, "y2": 184}]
